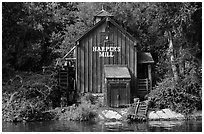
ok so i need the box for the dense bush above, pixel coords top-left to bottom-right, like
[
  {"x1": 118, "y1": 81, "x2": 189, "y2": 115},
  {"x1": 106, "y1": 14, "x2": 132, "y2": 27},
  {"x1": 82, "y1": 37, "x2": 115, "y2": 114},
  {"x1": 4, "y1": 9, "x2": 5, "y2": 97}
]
[
  {"x1": 59, "y1": 94, "x2": 99, "y2": 121},
  {"x1": 2, "y1": 72, "x2": 101, "y2": 122},
  {"x1": 148, "y1": 69, "x2": 202, "y2": 115},
  {"x1": 59, "y1": 103, "x2": 98, "y2": 121},
  {"x1": 2, "y1": 71, "x2": 60, "y2": 122},
  {"x1": 2, "y1": 95, "x2": 51, "y2": 122}
]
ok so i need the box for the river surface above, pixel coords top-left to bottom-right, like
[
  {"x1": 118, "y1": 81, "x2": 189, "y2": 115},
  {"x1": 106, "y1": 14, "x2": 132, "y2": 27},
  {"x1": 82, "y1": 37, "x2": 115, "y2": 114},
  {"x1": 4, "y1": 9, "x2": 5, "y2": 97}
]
[{"x1": 2, "y1": 120, "x2": 202, "y2": 132}]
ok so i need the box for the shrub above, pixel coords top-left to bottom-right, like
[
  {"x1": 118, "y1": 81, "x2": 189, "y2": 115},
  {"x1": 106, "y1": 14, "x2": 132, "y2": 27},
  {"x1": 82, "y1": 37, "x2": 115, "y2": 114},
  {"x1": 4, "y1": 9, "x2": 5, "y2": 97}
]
[
  {"x1": 80, "y1": 93, "x2": 97, "y2": 105},
  {"x1": 59, "y1": 94, "x2": 99, "y2": 121},
  {"x1": 59, "y1": 102, "x2": 98, "y2": 121},
  {"x1": 2, "y1": 72, "x2": 59, "y2": 122},
  {"x1": 147, "y1": 77, "x2": 175, "y2": 110},
  {"x1": 148, "y1": 72, "x2": 202, "y2": 115}
]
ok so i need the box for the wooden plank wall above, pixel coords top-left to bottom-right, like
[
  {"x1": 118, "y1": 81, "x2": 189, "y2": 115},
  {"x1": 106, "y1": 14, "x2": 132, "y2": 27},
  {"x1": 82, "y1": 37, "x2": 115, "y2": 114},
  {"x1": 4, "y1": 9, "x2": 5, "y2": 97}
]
[{"x1": 76, "y1": 23, "x2": 137, "y2": 94}]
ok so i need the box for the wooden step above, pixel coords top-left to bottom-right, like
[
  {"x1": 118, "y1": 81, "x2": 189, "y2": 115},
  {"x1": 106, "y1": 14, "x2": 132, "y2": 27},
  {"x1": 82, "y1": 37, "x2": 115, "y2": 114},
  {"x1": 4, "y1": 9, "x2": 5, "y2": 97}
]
[
  {"x1": 59, "y1": 78, "x2": 68, "y2": 80},
  {"x1": 59, "y1": 75, "x2": 68, "y2": 77}
]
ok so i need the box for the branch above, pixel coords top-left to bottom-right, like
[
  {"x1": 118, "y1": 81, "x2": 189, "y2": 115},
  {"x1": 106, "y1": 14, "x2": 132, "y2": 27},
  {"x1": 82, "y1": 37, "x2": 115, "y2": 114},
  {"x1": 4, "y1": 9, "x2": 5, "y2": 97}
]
[{"x1": 6, "y1": 92, "x2": 18, "y2": 108}]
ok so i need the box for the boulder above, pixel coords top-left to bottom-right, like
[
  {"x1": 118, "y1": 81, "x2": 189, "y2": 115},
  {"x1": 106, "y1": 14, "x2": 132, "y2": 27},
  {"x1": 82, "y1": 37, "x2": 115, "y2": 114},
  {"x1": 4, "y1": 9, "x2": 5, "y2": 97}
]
[
  {"x1": 162, "y1": 109, "x2": 176, "y2": 119},
  {"x1": 175, "y1": 113, "x2": 185, "y2": 119},
  {"x1": 148, "y1": 109, "x2": 185, "y2": 120},
  {"x1": 156, "y1": 110, "x2": 169, "y2": 119},
  {"x1": 101, "y1": 110, "x2": 122, "y2": 120},
  {"x1": 148, "y1": 111, "x2": 160, "y2": 120}
]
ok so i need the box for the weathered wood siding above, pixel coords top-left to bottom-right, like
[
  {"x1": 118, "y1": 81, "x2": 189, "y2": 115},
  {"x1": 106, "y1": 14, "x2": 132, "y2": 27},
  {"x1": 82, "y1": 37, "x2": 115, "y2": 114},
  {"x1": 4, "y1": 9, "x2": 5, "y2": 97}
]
[{"x1": 76, "y1": 23, "x2": 137, "y2": 94}]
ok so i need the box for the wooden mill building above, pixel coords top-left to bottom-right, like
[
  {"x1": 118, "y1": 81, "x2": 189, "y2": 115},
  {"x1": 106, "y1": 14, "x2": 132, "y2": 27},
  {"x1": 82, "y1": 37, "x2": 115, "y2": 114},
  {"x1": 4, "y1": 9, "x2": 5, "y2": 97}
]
[{"x1": 60, "y1": 9, "x2": 154, "y2": 107}]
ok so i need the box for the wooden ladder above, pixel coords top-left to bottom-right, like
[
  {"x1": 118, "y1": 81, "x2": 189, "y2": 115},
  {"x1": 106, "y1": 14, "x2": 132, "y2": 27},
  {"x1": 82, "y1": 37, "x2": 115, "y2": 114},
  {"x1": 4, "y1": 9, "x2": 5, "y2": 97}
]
[
  {"x1": 137, "y1": 101, "x2": 148, "y2": 117},
  {"x1": 129, "y1": 99, "x2": 148, "y2": 121}
]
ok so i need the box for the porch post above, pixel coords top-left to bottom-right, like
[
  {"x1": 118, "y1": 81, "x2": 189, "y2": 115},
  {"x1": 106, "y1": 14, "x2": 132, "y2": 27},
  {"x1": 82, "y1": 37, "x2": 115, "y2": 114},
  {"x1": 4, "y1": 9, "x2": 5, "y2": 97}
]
[{"x1": 148, "y1": 64, "x2": 152, "y2": 92}]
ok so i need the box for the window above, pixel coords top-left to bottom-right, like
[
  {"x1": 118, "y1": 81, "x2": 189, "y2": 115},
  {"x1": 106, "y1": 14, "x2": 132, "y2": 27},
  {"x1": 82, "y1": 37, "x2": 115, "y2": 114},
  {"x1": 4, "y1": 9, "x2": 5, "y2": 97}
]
[{"x1": 100, "y1": 31, "x2": 114, "y2": 45}]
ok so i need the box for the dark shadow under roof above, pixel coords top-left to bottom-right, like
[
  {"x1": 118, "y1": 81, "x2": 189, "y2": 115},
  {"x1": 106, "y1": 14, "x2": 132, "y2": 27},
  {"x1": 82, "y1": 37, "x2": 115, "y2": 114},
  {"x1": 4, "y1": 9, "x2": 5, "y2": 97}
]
[{"x1": 138, "y1": 52, "x2": 154, "y2": 64}]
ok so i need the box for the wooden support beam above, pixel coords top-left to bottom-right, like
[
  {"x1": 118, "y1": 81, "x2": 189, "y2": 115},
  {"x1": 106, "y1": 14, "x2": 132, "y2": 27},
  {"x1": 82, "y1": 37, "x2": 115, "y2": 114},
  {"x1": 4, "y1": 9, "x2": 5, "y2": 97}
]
[
  {"x1": 148, "y1": 64, "x2": 152, "y2": 92},
  {"x1": 65, "y1": 58, "x2": 76, "y2": 60}
]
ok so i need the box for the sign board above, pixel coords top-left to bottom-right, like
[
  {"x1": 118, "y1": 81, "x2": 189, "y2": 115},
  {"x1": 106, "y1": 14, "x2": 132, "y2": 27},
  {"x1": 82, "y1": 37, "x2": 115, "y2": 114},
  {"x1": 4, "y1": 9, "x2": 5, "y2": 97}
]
[{"x1": 93, "y1": 45, "x2": 121, "y2": 57}]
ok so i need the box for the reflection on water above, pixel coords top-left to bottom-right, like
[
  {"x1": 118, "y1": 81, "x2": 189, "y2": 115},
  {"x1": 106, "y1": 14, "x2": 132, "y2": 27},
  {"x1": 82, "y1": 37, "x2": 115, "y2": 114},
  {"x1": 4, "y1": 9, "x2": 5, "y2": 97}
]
[
  {"x1": 2, "y1": 119, "x2": 202, "y2": 132},
  {"x1": 149, "y1": 120, "x2": 183, "y2": 128}
]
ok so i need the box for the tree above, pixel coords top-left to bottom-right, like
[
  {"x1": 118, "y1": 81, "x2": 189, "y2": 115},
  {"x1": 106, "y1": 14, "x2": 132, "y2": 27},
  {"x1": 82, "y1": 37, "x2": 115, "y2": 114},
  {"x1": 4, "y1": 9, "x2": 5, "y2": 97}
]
[
  {"x1": 2, "y1": 2, "x2": 79, "y2": 72},
  {"x1": 146, "y1": 2, "x2": 202, "y2": 113}
]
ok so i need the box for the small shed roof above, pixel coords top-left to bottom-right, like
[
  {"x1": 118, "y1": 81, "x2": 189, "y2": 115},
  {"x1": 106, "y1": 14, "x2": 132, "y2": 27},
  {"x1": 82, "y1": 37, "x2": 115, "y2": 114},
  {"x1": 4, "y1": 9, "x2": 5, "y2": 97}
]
[
  {"x1": 138, "y1": 52, "x2": 154, "y2": 64},
  {"x1": 104, "y1": 65, "x2": 131, "y2": 79}
]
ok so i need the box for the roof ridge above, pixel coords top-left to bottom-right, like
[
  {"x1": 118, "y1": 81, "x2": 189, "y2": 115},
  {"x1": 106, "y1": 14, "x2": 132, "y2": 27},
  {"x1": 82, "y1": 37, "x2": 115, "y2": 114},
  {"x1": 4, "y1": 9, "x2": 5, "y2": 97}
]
[{"x1": 95, "y1": 9, "x2": 113, "y2": 17}]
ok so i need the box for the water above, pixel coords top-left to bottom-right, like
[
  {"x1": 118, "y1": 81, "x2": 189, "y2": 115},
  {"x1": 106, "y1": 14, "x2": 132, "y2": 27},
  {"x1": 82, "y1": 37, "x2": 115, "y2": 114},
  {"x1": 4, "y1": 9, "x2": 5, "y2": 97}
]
[{"x1": 2, "y1": 120, "x2": 202, "y2": 132}]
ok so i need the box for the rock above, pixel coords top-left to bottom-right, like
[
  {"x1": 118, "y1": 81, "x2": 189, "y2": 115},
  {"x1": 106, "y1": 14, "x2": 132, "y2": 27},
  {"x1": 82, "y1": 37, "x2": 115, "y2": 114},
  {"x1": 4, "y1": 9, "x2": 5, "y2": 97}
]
[
  {"x1": 148, "y1": 109, "x2": 185, "y2": 120},
  {"x1": 162, "y1": 109, "x2": 176, "y2": 119},
  {"x1": 148, "y1": 111, "x2": 160, "y2": 120},
  {"x1": 156, "y1": 110, "x2": 169, "y2": 119},
  {"x1": 175, "y1": 113, "x2": 185, "y2": 119},
  {"x1": 162, "y1": 109, "x2": 185, "y2": 120},
  {"x1": 102, "y1": 110, "x2": 122, "y2": 120},
  {"x1": 162, "y1": 109, "x2": 185, "y2": 119}
]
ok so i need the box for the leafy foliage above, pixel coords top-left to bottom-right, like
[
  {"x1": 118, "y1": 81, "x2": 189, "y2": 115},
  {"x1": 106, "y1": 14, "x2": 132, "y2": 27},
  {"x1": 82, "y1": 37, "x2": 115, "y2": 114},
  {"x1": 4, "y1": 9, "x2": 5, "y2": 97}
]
[
  {"x1": 2, "y1": 71, "x2": 60, "y2": 122},
  {"x1": 2, "y1": 2, "x2": 77, "y2": 72},
  {"x1": 59, "y1": 94, "x2": 98, "y2": 121},
  {"x1": 148, "y1": 67, "x2": 201, "y2": 114}
]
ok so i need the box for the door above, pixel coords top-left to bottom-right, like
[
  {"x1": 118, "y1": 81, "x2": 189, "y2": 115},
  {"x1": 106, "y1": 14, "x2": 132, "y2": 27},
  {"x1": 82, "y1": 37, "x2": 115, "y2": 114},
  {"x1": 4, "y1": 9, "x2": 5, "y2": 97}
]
[
  {"x1": 119, "y1": 82, "x2": 127, "y2": 106},
  {"x1": 108, "y1": 81, "x2": 130, "y2": 107},
  {"x1": 109, "y1": 82, "x2": 119, "y2": 107}
]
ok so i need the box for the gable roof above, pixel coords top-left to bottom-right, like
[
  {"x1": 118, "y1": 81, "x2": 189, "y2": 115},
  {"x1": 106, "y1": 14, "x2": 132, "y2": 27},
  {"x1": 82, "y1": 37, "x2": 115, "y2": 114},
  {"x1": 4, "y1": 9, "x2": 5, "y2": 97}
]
[{"x1": 76, "y1": 16, "x2": 138, "y2": 46}]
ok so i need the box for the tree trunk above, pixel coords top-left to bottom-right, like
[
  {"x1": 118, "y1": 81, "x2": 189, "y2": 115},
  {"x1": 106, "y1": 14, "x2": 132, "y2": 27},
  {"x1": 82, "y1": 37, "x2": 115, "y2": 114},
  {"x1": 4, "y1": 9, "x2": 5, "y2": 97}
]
[
  {"x1": 179, "y1": 46, "x2": 185, "y2": 76},
  {"x1": 167, "y1": 31, "x2": 179, "y2": 83}
]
